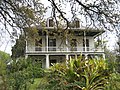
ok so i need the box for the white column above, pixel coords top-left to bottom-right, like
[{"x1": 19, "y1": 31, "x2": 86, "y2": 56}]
[
  {"x1": 102, "y1": 54, "x2": 105, "y2": 60},
  {"x1": 46, "y1": 34, "x2": 48, "y2": 52},
  {"x1": 25, "y1": 39, "x2": 27, "y2": 52},
  {"x1": 66, "y1": 38, "x2": 69, "y2": 51},
  {"x1": 25, "y1": 54, "x2": 28, "y2": 59},
  {"x1": 66, "y1": 54, "x2": 69, "y2": 60},
  {"x1": 66, "y1": 54, "x2": 69, "y2": 67},
  {"x1": 46, "y1": 54, "x2": 49, "y2": 68},
  {"x1": 75, "y1": 54, "x2": 77, "y2": 60},
  {"x1": 101, "y1": 34, "x2": 104, "y2": 51},
  {"x1": 25, "y1": 39, "x2": 28, "y2": 59},
  {"x1": 84, "y1": 31, "x2": 87, "y2": 52},
  {"x1": 85, "y1": 54, "x2": 88, "y2": 60}
]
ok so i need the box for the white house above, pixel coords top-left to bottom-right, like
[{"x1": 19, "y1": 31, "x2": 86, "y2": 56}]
[{"x1": 25, "y1": 17, "x2": 105, "y2": 68}]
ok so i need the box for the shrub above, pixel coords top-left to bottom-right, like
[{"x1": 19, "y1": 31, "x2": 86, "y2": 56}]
[
  {"x1": 44, "y1": 56, "x2": 111, "y2": 90},
  {"x1": 7, "y1": 57, "x2": 44, "y2": 90}
]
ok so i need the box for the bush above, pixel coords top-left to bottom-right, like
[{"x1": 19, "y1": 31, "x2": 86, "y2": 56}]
[
  {"x1": 7, "y1": 57, "x2": 44, "y2": 90},
  {"x1": 105, "y1": 73, "x2": 120, "y2": 90},
  {"x1": 43, "y1": 56, "x2": 111, "y2": 90}
]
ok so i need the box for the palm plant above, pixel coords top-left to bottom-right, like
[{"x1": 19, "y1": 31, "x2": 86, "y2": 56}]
[{"x1": 44, "y1": 56, "x2": 111, "y2": 90}]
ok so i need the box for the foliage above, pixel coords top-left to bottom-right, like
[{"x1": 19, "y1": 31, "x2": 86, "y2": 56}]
[
  {"x1": 0, "y1": 0, "x2": 46, "y2": 41},
  {"x1": 0, "y1": 51, "x2": 10, "y2": 90},
  {"x1": 7, "y1": 57, "x2": 44, "y2": 90},
  {"x1": 41, "y1": 56, "x2": 111, "y2": 90},
  {"x1": 116, "y1": 55, "x2": 120, "y2": 73},
  {"x1": 0, "y1": 51, "x2": 10, "y2": 61},
  {"x1": 115, "y1": 36, "x2": 120, "y2": 73},
  {"x1": 11, "y1": 35, "x2": 26, "y2": 59},
  {"x1": 29, "y1": 78, "x2": 44, "y2": 90},
  {"x1": 105, "y1": 73, "x2": 120, "y2": 90},
  {"x1": 104, "y1": 49, "x2": 117, "y2": 72}
]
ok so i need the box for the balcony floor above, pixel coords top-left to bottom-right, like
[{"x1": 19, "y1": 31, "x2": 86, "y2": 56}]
[{"x1": 26, "y1": 51, "x2": 104, "y2": 55}]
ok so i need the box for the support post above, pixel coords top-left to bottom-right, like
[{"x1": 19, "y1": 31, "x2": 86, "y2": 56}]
[
  {"x1": 85, "y1": 54, "x2": 88, "y2": 60},
  {"x1": 46, "y1": 34, "x2": 48, "y2": 52},
  {"x1": 46, "y1": 54, "x2": 49, "y2": 68},
  {"x1": 66, "y1": 54, "x2": 69, "y2": 64},
  {"x1": 66, "y1": 54, "x2": 69, "y2": 60},
  {"x1": 101, "y1": 34, "x2": 104, "y2": 51},
  {"x1": 84, "y1": 31, "x2": 87, "y2": 52},
  {"x1": 66, "y1": 38, "x2": 68, "y2": 51},
  {"x1": 25, "y1": 54, "x2": 28, "y2": 59},
  {"x1": 102, "y1": 54, "x2": 105, "y2": 60}
]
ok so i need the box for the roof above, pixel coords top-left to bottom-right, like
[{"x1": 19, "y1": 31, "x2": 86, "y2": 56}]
[{"x1": 37, "y1": 26, "x2": 105, "y2": 37}]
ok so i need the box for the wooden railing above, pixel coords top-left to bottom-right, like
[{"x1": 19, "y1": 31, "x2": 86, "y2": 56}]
[{"x1": 26, "y1": 46, "x2": 104, "y2": 52}]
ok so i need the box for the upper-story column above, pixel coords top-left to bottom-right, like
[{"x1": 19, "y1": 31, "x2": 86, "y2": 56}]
[
  {"x1": 46, "y1": 34, "x2": 48, "y2": 52},
  {"x1": 84, "y1": 31, "x2": 87, "y2": 52},
  {"x1": 66, "y1": 38, "x2": 69, "y2": 51}
]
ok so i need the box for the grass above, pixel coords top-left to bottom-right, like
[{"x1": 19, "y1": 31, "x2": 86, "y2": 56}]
[
  {"x1": 29, "y1": 77, "x2": 48, "y2": 90},
  {"x1": 29, "y1": 78, "x2": 42, "y2": 90}
]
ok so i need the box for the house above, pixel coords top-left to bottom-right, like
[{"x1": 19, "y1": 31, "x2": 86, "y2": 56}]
[{"x1": 25, "y1": 17, "x2": 105, "y2": 68}]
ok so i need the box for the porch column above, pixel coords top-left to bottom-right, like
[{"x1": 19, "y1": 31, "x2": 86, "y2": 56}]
[
  {"x1": 66, "y1": 54, "x2": 69, "y2": 66},
  {"x1": 101, "y1": 34, "x2": 104, "y2": 51},
  {"x1": 66, "y1": 54, "x2": 69, "y2": 60},
  {"x1": 25, "y1": 54, "x2": 28, "y2": 59},
  {"x1": 66, "y1": 38, "x2": 69, "y2": 51},
  {"x1": 84, "y1": 31, "x2": 87, "y2": 52},
  {"x1": 46, "y1": 34, "x2": 48, "y2": 52},
  {"x1": 85, "y1": 54, "x2": 88, "y2": 60},
  {"x1": 25, "y1": 39, "x2": 28, "y2": 59},
  {"x1": 46, "y1": 54, "x2": 49, "y2": 68},
  {"x1": 102, "y1": 54, "x2": 105, "y2": 60}
]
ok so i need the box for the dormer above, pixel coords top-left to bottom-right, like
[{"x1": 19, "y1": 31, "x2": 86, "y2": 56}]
[
  {"x1": 46, "y1": 17, "x2": 54, "y2": 27},
  {"x1": 74, "y1": 18, "x2": 80, "y2": 28},
  {"x1": 70, "y1": 18, "x2": 80, "y2": 28}
]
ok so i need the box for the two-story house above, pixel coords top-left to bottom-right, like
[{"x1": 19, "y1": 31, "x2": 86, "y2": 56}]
[{"x1": 25, "y1": 17, "x2": 105, "y2": 68}]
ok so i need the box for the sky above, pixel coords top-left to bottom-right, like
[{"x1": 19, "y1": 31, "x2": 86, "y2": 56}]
[{"x1": 0, "y1": 0, "x2": 117, "y2": 55}]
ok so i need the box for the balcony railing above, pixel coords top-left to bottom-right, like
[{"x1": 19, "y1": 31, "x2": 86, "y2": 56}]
[{"x1": 26, "y1": 46, "x2": 104, "y2": 53}]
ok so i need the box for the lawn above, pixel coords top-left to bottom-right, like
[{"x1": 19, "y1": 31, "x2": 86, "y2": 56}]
[
  {"x1": 29, "y1": 78, "x2": 41, "y2": 90},
  {"x1": 29, "y1": 77, "x2": 48, "y2": 90}
]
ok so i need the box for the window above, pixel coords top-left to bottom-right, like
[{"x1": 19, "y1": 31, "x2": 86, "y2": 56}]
[
  {"x1": 35, "y1": 39, "x2": 42, "y2": 51},
  {"x1": 49, "y1": 19, "x2": 53, "y2": 27},
  {"x1": 70, "y1": 39, "x2": 77, "y2": 51},
  {"x1": 48, "y1": 38, "x2": 56, "y2": 51},
  {"x1": 75, "y1": 20, "x2": 80, "y2": 28},
  {"x1": 83, "y1": 39, "x2": 89, "y2": 51}
]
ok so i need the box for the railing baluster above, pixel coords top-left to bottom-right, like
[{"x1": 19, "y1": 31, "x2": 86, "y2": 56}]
[{"x1": 26, "y1": 46, "x2": 103, "y2": 52}]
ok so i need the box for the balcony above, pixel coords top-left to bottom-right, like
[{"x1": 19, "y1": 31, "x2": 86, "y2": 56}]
[{"x1": 26, "y1": 46, "x2": 104, "y2": 54}]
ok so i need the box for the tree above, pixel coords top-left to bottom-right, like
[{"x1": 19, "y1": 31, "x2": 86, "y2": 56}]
[
  {"x1": 11, "y1": 35, "x2": 26, "y2": 59},
  {"x1": 0, "y1": 51, "x2": 10, "y2": 90},
  {"x1": 116, "y1": 34, "x2": 120, "y2": 73},
  {"x1": 0, "y1": 0, "x2": 46, "y2": 40},
  {"x1": 48, "y1": 0, "x2": 120, "y2": 32}
]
